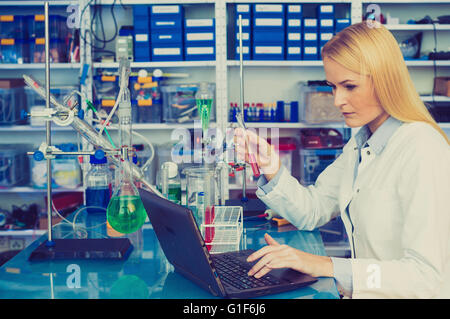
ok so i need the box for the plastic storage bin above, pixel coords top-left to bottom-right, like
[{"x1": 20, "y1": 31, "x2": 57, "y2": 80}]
[
  {"x1": 93, "y1": 75, "x2": 118, "y2": 115},
  {"x1": 26, "y1": 86, "x2": 79, "y2": 126},
  {"x1": 28, "y1": 14, "x2": 67, "y2": 39},
  {"x1": 0, "y1": 15, "x2": 29, "y2": 39},
  {"x1": 30, "y1": 38, "x2": 67, "y2": 63},
  {"x1": 0, "y1": 39, "x2": 29, "y2": 63},
  {"x1": 298, "y1": 81, "x2": 344, "y2": 123},
  {"x1": 31, "y1": 143, "x2": 81, "y2": 189},
  {"x1": 0, "y1": 144, "x2": 30, "y2": 187},
  {"x1": 0, "y1": 87, "x2": 27, "y2": 125},
  {"x1": 299, "y1": 148, "x2": 342, "y2": 185},
  {"x1": 130, "y1": 76, "x2": 162, "y2": 123},
  {"x1": 161, "y1": 83, "x2": 215, "y2": 123}
]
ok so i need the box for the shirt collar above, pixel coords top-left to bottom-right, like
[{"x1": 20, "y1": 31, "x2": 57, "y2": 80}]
[{"x1": 354, "y1": 116, "x2": 403, "y2": 155}]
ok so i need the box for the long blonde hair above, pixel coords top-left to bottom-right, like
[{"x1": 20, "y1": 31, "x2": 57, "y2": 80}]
[{"x1": 322, "y1": 21, "x2": 450, "y2": 145}]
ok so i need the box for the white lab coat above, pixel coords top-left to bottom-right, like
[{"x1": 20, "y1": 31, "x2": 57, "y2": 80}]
[{"x1": 256, "y1": 122, "x2": 450, "y2": 298}]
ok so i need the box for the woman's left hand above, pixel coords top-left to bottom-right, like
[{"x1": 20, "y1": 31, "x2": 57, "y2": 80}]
[{"x1": 247, "y1": 233, "x2": 335, "y2": 279}]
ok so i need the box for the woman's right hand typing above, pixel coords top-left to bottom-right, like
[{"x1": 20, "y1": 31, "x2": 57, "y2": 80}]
[{"x1": 234, "y1": 128, "x2": 281, "y2": 181}]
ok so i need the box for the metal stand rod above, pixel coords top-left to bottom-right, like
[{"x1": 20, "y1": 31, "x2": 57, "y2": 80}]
[
  {"x1": 44, "y1": 2, "x2": 53, "y2": 245},
  {"x1": 238, "y1": 14, "x2": 247, "y2": 200}
]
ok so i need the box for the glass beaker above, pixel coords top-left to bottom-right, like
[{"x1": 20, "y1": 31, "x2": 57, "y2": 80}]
[{"x1": 183, "y1": 167, "x2": 217, "y2": 227}]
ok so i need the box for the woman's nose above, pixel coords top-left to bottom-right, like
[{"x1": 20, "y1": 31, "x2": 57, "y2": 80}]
[{"x1": 333, "y1": 88, "x2": 347, "y2": 109}]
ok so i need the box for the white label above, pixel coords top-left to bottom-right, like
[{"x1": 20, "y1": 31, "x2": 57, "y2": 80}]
[
  {"x1": 187, "y1": 32, "x2": 214, "y2": 41},
  {"x1": 158, "y1": 35, "x2": 173, "y2": 40},
  {"x1": 152, "y1": 5, "x2": 180, "y2": 14},
  {"x1": 156, "y1": 21, "x2": 175, "y2": 26},
  {"x1": 236, "y1": 19, "x2": 250, "y2": 27},
  {"x1": 288, "y1": 5, "x2": 301, "y2": 13},
  {"x1": 288, "y1": 33, "x2": 301, "y2": 41},
  {"x1": 236, "y1": 4, "x2": 250, "y2": 13},
  {"x1": 255, "y1": 4, "x2": 283, "y2": 13},
  {"x1": 186, "y1": 19, "x2": 214, "y2": 27},
  {"x1": 135, "y1": 34, "x2": 148, "y2": 42},
  {"x1": 304, "y1": 33, "x2": 317, "y2": 41},
  {"x1": 288, "y1": 47, "x2": 301, "y2": 54},
  {"x1": 305, "y1": 47, "x2": 317, "y2": 54},
  {"x1": 321, "y1": 19, "x2": 334, "y2": 27},
  {"x1": 255, "y1": 18, "x2": 283, "y2": 27},
  {"x1": 321, "y1": 33, "x2": 333, "y2": 41},
  {"x1": 236, "y1": 46, "x2": 249, "y2": 54},
  {"x1": 337, "y1": 19, "x2": 350, "y2": 23},
  {"x1": 288, "y1": 19, "x2": 301, "y2": 27},
  {"x1": 255, "y1": 46, "x2": 282, "y2": 54},
  {"x1": 187, "y1": 47, "x2": 214, "y2": 55},
  {"x1": 304, "y1": 19, "x2": 317, "y2": 27},
  {"x1": 154, "y1": 48, "x2": 180, "y2": 55},
  {"x1": 320, "y1": 5, "x2": 333, "y2": 13},
  {"x1": 236, "y1": 32, "x2": 250, "y2": 41}
]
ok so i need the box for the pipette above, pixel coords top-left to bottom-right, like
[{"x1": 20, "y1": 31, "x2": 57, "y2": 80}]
[{"x1": 236, "y1": 112, "x2": 261, "y2": 178}]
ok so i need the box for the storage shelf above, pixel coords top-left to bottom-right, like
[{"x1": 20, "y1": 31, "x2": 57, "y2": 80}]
[
  {"x1": 229, "y1": 122, "x2": 346, "y2": 129},
  {"x1": 0, "y1": 125, "x2": 77, "y2": 132},
  {"x1": 227, "y1": 60, "x2": 324, "y2": 67},
  {"x1": 95, "y1": 0, "x2": 216, "y2": 4},
  {"x1": 0, "y1": 229, "x2": 46, "y2": 237},
  {"x1": 362, "y1": 0, "x2": 450, "y2": 3},
  {"x1": 439, "y1": 123, "x2": 450, "y2": 129},
  {"x1": 421, "y1": 95, "x2": 450, "y2": 102},
  {"x1": 94, "y1": 61, "x2": 216, "y2": 69},
  {"x1": 0, "y1": 186, "x2": 84, "y2": 193},
  {"x1": 0, "y1": 63, "x2": 81, "y2": 69},
  {"x1": 227, "y1": 60, "x2": 450, "y2": 67},
  {"x1": 99, "y1": 122, "x2": 217, "y2": 130},
  {"x1": 385, "y1": 24, "x2": 450, "y2": 31},
  {"x1": 0, "y1": 1, "x2": 77, "y2": 6}
]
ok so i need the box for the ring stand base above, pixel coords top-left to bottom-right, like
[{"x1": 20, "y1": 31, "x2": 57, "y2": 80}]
[{"x1": 28, "y1": 238, "x2": 133, "y2": 261}]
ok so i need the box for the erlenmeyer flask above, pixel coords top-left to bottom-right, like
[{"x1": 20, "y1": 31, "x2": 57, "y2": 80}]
[{"x1": 107, "y1": 147, "x2": 147, "y2": 234}]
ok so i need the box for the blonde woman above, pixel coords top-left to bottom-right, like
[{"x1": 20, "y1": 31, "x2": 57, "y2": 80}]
[{"x1": 235, "y1": 21, "x2": 450, "y2": 298}]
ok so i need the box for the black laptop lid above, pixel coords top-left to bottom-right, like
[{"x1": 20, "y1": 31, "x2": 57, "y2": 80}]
[{"x1": 138, "y1": 187, "x2": 225, "y2": 297}]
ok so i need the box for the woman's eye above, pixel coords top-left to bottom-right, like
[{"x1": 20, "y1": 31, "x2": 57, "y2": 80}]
[{"x1": 345, "y1": 85, "x2": 356, "y2": 90}]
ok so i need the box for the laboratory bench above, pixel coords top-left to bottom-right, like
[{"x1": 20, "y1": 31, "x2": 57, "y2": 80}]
[{"x1": 0, "y1": 210, "x2": 339, "y2": 299}]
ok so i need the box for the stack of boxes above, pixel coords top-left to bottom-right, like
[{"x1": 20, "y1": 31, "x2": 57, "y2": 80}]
[
  {"x1": 150, "y1": 5, "x2": 184, "y2": 61},
  {"x1": 0, "y1": 15, "x2": 29, "y2": 63},
  {"x1": 0, "y1": 14, "x2": 75, "y2": 64},
  {"x1": 303, "y1": 17, "x2": 318, "y2": 60},
  {"x1": 132, "y1": 5, "x2": 151, "y2": 62},
  {"x1": 252, "y1": 3, "x2": 285, "y2": 60},
  {"x1": 184, "y1": 18, "x2": 215, "y2": 61},
  {"x1": 29, "y1": 14, "x2": 68, "y2": 63},
  {"x1": 286, "y1": 5, "x2": 303, "y2": 60},
  {"x1": 232, "y1": 3, "x2": 351, "y2": 61},
  {"x1": 234, "y1": 4, "x2": 252, "y2": 60}
]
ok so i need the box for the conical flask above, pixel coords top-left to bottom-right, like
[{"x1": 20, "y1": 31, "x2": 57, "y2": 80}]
[{"x1": 106, "y1": 147, "x2": 147, "y2": 234}]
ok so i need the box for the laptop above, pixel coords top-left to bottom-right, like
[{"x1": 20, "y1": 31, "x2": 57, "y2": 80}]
[{"x1": 138, "y1": 187, "x2": 317, "y2": 298}]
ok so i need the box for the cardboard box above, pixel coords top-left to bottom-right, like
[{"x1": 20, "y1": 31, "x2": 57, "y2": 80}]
[{"x1": 434, "y1": 77, "x2": 450, "y2": 97}]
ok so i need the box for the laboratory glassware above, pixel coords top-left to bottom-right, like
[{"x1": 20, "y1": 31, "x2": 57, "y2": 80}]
[
  {"x1": 157, "y1": 161, "x2": 181, "y2": 205},
  {"x1": 86, "y1": 154, "x2": 112, "y2": 214}
]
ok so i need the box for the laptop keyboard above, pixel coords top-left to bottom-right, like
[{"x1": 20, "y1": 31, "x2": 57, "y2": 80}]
[{"x1": 212, "y1": 254, "x2": 282, "y2": 290}]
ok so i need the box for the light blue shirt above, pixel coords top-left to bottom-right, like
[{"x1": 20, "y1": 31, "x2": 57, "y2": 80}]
[{"x1": 257, "y1": 116, "x2": 403, "y2": 296}]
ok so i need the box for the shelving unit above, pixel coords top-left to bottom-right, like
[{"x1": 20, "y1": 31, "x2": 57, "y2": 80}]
[{"x1": 0, "y1": 0, "x2": 449, "y2": 239}]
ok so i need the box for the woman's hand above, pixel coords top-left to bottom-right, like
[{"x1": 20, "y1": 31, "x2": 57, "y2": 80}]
[
  {"x1": 234, "y1": 128, "x2": 281, "y2": 181},
  {"x1": 247, "y1": 233, "x2": 334, "y2": 279}
]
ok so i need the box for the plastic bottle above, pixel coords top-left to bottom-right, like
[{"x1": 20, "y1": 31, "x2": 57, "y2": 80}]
[
  {"x1": 85, "y1": 154, "x2": 112, "y2": 214},
  {"x1": 157, "y1": 161, "x2": 181, "y2": 205}
]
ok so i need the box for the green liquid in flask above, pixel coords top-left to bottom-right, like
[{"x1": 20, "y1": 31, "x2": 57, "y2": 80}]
[
  {"x1": 106, "y1": 195, "x2": 147, "y2": 234},
  {"x1": 196, "y1": 98, "x2": 213, "y2": 139}
]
